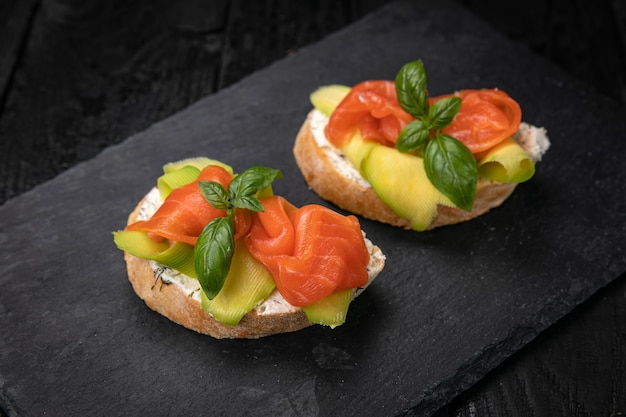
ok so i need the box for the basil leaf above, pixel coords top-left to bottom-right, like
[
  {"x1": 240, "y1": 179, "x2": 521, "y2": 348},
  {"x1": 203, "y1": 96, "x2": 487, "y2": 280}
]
[
  {"x1": 194, "y1": 217, "x2": 235, "y2": 299},
  {"x1": 199, "y1": 181, "x2": 230, "y2": 210},
  {"x1": 229, "y1": 166, "x2": 282, "y2": 205},
  {"x1": 424, "y1": 134, "x2": 477, "y2": 211},
  {"x1": 428, "y1": 96, "x2": 462, "y2": 130},
  {"x1": 395, "y1": 59, "x2": 429, "y2": 119},
  {"x1": 396, "y1": 119, "x2": 430, "y2": 153},
  {"x1": 231, "y1": 195, "x2": 264, "y2": 213}
]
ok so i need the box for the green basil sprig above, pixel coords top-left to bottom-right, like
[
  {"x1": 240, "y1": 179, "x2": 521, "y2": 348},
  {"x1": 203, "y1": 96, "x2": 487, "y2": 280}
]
[
  {"x1": 194, "y1": 166, "x2": 282, "y2": 299},
  {"x1": 395, "y1": 59, "x2": 477, "y2": 211}
]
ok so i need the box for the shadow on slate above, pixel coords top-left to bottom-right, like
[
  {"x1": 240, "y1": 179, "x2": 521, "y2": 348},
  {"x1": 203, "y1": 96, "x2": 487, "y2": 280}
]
[{"x1": 1, "y1": 0, "x2": 625, "y2": 416}]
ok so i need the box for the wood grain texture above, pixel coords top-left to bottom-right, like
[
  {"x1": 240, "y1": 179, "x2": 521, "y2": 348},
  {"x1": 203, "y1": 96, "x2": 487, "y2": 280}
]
[
  {"x1": 457, "y1": 0, "x2": 626, "y2": 105},
  {"x1": 219, "y1": 0, "x2": 389, "y2": 89},
  {"x1": 1, "y1": 1, "x2": 625, "y2": 416},
  {"x1": 0, "y1": 0, "x2": 229, "y2": 203},
  {"x1": 0, "y1": 0, "x2": 39, "y2": 107}
]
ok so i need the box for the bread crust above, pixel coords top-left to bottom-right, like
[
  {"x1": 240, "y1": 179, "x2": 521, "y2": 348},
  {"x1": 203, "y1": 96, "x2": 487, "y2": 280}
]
[
  {"x1": 293, "y1": 110, "x2": 518, "y2": 230},
  {"x1": 124, "y1": 197, "x2": 312, "y2": 339}
]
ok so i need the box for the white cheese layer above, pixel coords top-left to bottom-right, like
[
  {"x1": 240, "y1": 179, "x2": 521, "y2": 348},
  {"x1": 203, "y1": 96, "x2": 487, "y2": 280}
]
[
  {"x1": 512, "y1": 122, "x2": 551, "y2": 162},
  {"x1": 139, "y1": 188, "x2": 204, "y2": 303},
  {"x1": 310, "y1": 110, "x2": 371, "y2": 188}
]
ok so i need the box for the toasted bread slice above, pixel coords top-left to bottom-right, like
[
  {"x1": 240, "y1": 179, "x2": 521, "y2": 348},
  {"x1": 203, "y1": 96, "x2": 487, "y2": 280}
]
[
  {"x1": 123, "y1": 189, "x2": 385, "y2": 339},
  {"x1": 293, "y1": 109, "x2": 550, "y2": 230}
]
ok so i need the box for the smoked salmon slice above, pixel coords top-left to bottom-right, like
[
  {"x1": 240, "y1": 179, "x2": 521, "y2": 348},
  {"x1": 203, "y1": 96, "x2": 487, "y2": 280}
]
[
  {"x1": 326, "y1": 80, "x2": 413, "y2": 147},
  {"x1": 246, "y1": 196, "x2": 370, "y2": 306},
  {"x1": 327, "y1": 81, "x2": 522, "y2": 156},
  {"x1": 126, "y1": 165, "x2": 233, "y2": 245},
  {"x1": 434, "y1": 89, "x2": 522, "y2": 153}
]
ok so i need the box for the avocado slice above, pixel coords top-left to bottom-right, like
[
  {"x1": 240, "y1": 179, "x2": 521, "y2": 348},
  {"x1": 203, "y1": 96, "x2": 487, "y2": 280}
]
[
  {"x1": 310, "y1": 84, "x2": 351, "y2": 117},
  {"x1": 340, "y1": 131, "x2": 377, "y2": 175},
  {"x1": 157, "y1": 165, "x2": 201, "y2": 199},
  {"x1": 162, "y1": 157, "x2": 233, "y2": 175},
  {"x1": 361, "y1": 145, "x2": 454, "y2": 231},
  {"x1": 302, "y1": 289, "x2": 353, "y2": 327},
  {"x1": 158, "y1": 157, "x2": 235, "y2": 199},
  {"x1": 477, "y1": 137, "x2": 535, "y2": 183},
  {"x1": 201, "y1": 240, "x2": 276, "y2": 325}
]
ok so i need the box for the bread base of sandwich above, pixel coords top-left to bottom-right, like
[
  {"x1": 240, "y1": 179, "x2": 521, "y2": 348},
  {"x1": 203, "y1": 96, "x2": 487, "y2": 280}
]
[
  {"x1": 123, "y1": 189, "x2": 385, "y2": 339},
  {"x1": 293, "y1": 109, "x2": 549, "y2": 230}
]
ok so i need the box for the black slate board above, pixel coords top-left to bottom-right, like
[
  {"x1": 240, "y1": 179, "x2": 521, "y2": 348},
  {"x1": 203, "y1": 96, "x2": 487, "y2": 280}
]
[{"x1": 1, "y1": 1, "x2": 625, "y2": 416}]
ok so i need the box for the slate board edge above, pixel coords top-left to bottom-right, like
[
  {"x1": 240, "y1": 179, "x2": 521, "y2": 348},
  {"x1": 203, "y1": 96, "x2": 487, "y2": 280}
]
[
  {"x1": 1, "y1": 1, "x2": 625, "y2": 416},
  {"x1": 407, "y1": 271, "x2": 623, "y2": 417}
]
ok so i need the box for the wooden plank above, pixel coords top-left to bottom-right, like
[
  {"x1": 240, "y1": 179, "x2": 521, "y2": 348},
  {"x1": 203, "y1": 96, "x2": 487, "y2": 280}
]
[
  {"x1": 219, "y1": 0, "x2": 391, "y2": 89},
  {"x1": 460, "y1": 0, "x2": 626, "y2": 105},
  {"x1": 611, "y1": 0, "x2": 626, "y2": 103},
  {"x1": 0, "y1": 0, "x2": 40, "y2": 206},
  {"x1": 0, "y1": 0, "x2": 228, "y2": 204},
  {"x1": 0, "y1": 0, "x2": 39, "y2": 106}
]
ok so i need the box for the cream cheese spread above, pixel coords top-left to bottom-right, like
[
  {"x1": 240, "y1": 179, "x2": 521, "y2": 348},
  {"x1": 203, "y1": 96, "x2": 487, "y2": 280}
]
[
  {"x1": 512, "y1": 123, "x2": 551, "y2": 162},
  {"x1": 309, "y1": 110, "x2": 371, "y2": 188},
  {"x1": 138, "y1": 188, "x2": 204, "y2": 302}
]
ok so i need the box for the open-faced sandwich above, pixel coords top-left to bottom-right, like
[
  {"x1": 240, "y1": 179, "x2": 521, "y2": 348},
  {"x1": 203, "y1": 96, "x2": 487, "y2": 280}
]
[
  {"x1": 293, "y1": 59, "x2": 551, "y2": 231},
  {"x1": 113, "y1": 158, "x2": 385, "y2": 339}
]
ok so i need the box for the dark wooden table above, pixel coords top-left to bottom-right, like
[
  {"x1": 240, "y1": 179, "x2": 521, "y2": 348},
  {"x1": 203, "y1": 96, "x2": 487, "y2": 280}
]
[{"x1": 1, "y1": 1, "x2": 625, "y2": 415}]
